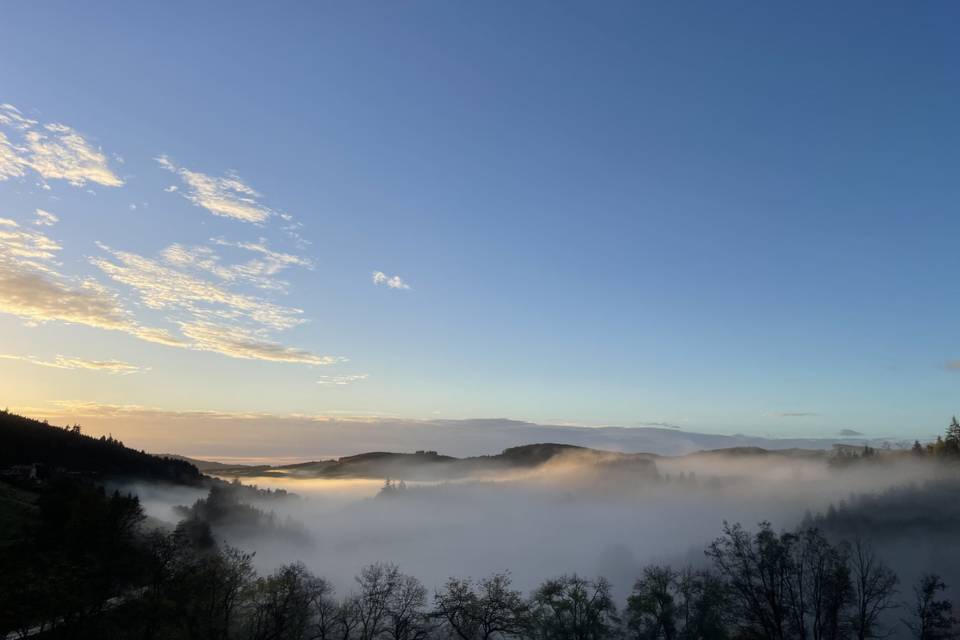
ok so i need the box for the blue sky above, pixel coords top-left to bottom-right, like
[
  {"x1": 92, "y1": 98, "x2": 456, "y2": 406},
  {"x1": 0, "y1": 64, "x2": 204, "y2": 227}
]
[{"x1": 0, "y1": 2, "x2": 957, "y2": 439}]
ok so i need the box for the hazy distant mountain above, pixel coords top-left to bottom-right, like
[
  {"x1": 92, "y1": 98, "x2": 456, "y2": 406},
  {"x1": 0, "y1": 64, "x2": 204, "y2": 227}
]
[
  {"x1": 46, "y1": 408, "x2": 906, "y2": 462},
  {"x1": 361, "y1": 418, "x2": 898, "y2": 458}
]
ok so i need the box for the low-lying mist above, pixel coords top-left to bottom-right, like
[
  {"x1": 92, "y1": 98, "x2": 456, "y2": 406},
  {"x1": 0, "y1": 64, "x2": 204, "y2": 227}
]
[{"x1": 127, "y1": 450, "x2": 960, "y2": 601}]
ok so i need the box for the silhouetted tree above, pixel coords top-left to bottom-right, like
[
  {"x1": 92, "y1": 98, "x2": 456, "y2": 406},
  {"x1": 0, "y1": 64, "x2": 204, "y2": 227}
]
[
  {"x1": 626, "y1": 566, "x2": 678, "y2": 640},
  {"x1": 385, "y1": 573, "x2": 429, "y2": 640},
  {"x1": 674, "y1": 570, "x2": 730, "y2": 640},
  {"x1": 529, "y1": 575, "x2": 619, "y2": 640},
  {"x1": 784, "y1": 528, "x2": 851, "y2": 640},
  {"x1": 305, "y1": 575, "x2": 340, "y2": 640},
  {"x1": 902, "y1": 574, "x2": 954, "y2": 640},
  {"x1": 433, "y1": 573, "x2": 529, "y2": 640},
  {"x1": 335, "y1": 596, "x2": 364, "y2": 640},
  {"x1": 848, "y1": 540, "x2": 898, "y2": 640},
  {"x1": 706, "y1": 522, "x2": 792, "y2": 640},
  {"x1": 354, "y1": 563, "x2": 403, "y2": 640},
  {"x1": 166, "y1": 544, "x2": 255, "y2": 640},
  {"x1": 244, "y1": 563, "x2": 317, "y2": 640},
  {"x1": 945, "y1": 418, "x2": 960, "y2": 457}
]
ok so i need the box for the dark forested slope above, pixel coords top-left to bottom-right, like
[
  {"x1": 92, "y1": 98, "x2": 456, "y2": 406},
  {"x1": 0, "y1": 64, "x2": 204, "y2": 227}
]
[{"x1": 0, "y1": 410, "x2": 203, "y2": 484}]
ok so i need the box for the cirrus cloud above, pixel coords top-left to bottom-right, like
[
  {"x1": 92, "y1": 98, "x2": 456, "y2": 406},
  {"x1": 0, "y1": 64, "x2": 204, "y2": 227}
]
[
  {"x1": 33, "y1": 208, "x2": 58, "y2": 226},
  {"x1": 92, "y1": 243, "x2": 305, "y2": 331},
  {"x1": 90, "y1": 240, "x2": 341, "y2": 366},
  {"x1": 317, "y1": 374, "x2": 369, "y2": 386},
  {"x1": 157, "y1": 154, "x2": 275, "y2": 223},
  {"x1": 0, "y1": 217, "x2": 181, "y2": 346},
  {"x1": 0, "y1": 104, "x2": 123, "y2": 187},
  {"x1": 179, "y1": 320, "x2": 343, "y2": 366},
  {"x1": 0, "y1": 353, "x2": 146, "y2": 375}
]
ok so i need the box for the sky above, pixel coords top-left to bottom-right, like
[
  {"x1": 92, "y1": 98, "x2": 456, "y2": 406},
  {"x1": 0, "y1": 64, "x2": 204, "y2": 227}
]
[{"x1": 0, "y1": 1, "x2": 958, "y2": 447}]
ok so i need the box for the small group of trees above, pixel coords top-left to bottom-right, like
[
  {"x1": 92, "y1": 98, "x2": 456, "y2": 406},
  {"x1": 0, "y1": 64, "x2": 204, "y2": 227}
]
[
  {"x1": 378, "y1": 478, "x2": 409, "y2": 498},
  {"x1": 702, "y1": 523, "x2": 899, "y2": 640},
  {"x1": 912, "y1": 417, "x2": 960, "y2": 458}
]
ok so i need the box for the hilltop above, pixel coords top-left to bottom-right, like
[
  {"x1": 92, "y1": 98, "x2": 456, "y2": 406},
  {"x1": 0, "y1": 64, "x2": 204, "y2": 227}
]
[{"x1": 0, "y1": 410, "x2": 203, "y2": 485}]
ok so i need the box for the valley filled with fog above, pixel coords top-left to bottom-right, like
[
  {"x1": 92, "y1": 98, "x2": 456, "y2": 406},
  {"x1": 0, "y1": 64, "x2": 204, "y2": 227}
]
[{"x1": 128, "y1": 448, "x2": 960, "y2": 600}]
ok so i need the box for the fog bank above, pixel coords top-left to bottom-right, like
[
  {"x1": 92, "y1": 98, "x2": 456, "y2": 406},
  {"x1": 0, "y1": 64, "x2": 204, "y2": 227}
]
[{"x1": 131, "y1": 450, "x2": 959, "y2": 601}]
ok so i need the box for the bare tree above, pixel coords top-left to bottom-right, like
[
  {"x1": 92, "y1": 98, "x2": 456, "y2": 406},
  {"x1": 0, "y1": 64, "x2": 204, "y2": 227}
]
[
  {"x1": 706, "y1": 522, "x2": 792, "y2": 640},
  {"x1": 354, "y1": 563, "x2": 402, "y2": 640},
  {"x1": 335, "y1": 596, "x2": 363, "y2": 640},
  {"x1": 433, "y1": 573, "x2": 528, "y2": 640},
  {"x1": 305, "y1": 576, "x2": 339, "y2": 640},
  {"x1": 848, "y1": 540, "x2": 898, "y2": 640},
  {"x1": 385, "y1": 574, "x2": 429, "y2": 640},
  {"x1": 529, "y1": 575, "x2": 618, "y2": 640},
  {"x1": 784, "y1": 528, "x2": 851, "y2": 640}
]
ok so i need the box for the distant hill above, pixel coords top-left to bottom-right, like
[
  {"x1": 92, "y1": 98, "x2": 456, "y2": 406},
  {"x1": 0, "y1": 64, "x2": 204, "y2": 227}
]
[
  {"x1": 157, "y1": 453, "x2": 255, "y2": 473},
  {"x1": 0, "y1": 410, "x2": 203, "y2": 485},
  {"x1": 215, "y1": 442, "x2": 659, "y2": 481},
  {"x1": 201, "y1": 440, "x2": 865, "y2": 482},
  {"x1": 207, "y1": 441, "x2": 846, "y2": 482}
]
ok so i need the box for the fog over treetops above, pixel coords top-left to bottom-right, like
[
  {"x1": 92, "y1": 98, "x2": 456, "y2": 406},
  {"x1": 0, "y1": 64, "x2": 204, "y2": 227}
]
[{"x1": 131, "y1": 441, "x2": 960, "y2": 601}]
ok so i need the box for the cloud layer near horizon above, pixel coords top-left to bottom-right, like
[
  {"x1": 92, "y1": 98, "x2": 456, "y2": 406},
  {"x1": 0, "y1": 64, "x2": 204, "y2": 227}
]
[{"x1": 15, "y1": 401, "x2": 893, "y2": 462}]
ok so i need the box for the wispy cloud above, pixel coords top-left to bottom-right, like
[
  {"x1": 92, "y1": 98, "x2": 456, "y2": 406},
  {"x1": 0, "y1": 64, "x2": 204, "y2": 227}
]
[
  {"x1": 769, "y1": 412, "x2": 820, "y2": 418},
  {"x1": 22, "y1": 400, "x2": 277, "y2": 422},
  {"x1": 0, "y1": 353, "x2": 145, "y2": 375},
  {"x1": 317, "y1": 374, "x2": 369, "y2": 386},
  {"x1": 0, "y1": 104, "x2": 123, "y2": 187},
  {"x1": 179, "y1": 321, "x2": 343, "y2": 366},
  {"x1": 159, "y1": 237, "x2": 311, "y2": 293},
  {"x1": 211, "y1": 237, "x2": 312, "y2": 272},
  {"x1": 92, "y1": 243, "x2": 305, "y2": 330},
  {"x1": 1, "y1": 224, "x2": 323, "y2": 369},
  {"x1": 372, "y1": 271, "x2": 411, "y2": 290},
  {"x1": 945, "y1": 360, "x2": 960, "y2": 372},
  {"x1": 0, "y1": 218, "x2": 177, "y2": 344},
  {"x1": 157, "y1": 155, "x2": 275, "y2": 223},
  {"x1": 20, "y1": 400, "x2": 397, "y2": 425},
  {"x1": 89, "y1": 241, "x2": 340, "y2": 365},
  {"x1": 0, "y1": 217, "x2": 181, "y2": 345},
  {"x1": 0, "y1": 104, "x2": 335, "y2": 370},
  {"x1": 33, "y1": 208, "x2": 58, "y2": 226}
]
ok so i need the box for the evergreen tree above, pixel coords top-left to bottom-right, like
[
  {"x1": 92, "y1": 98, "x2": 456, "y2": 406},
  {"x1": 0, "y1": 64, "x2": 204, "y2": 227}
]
[{"x1": 944, "y1": 417, "x2": 960, "y2": 456}]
